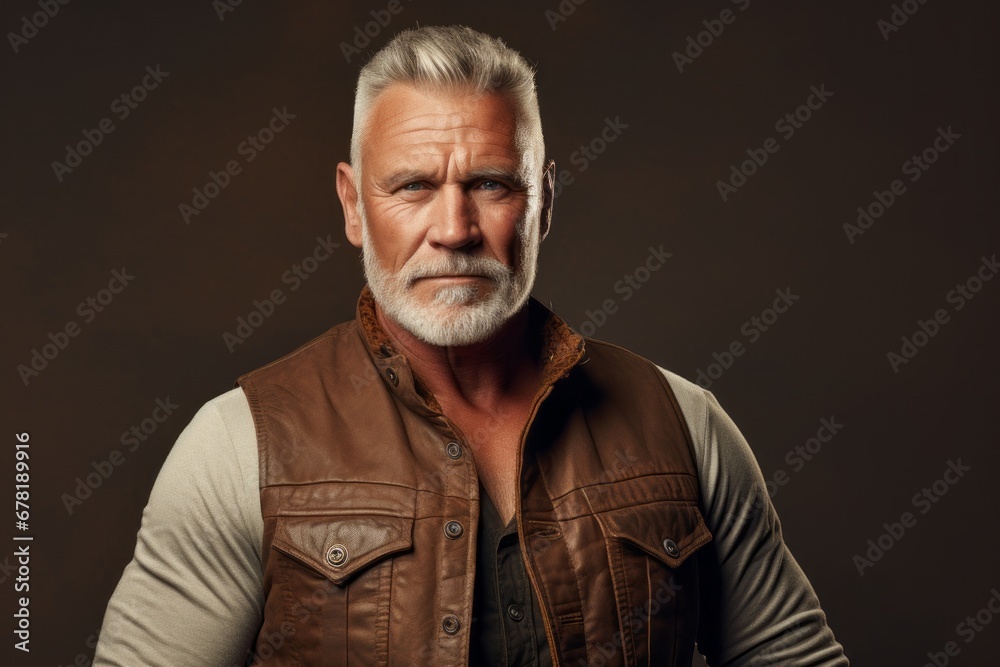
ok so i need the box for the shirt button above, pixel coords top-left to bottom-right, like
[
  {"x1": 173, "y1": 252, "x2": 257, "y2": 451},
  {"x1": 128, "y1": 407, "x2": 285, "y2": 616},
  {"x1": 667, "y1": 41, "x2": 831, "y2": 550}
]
[
  {"x1": 326, "y1": 544, "x2": 349, "y2": 567},
  {"x1": 442, "y1": 614, "x2": 461, "y2": 635},
  {"x1": 444, "y1": 520, "x2": 464, "y2": 539},
  {"x1": 446, "y1": 441, "x2": 463, "y2": 459},
  {"x1": 385, "y1": 367, "x2": 399, "y2": 386},
  {"x1": 507, "y1": 603, "x2": 525, "y2": 622},
  {"x1": 662, "y1": 538, "x2": 680, "y2": 558}
]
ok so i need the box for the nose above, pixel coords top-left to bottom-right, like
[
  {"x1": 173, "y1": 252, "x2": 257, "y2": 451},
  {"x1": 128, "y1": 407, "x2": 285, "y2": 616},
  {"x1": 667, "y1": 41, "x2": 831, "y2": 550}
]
[{"x1": 425, "y1": 184, "x2": 481, "y2": 250}]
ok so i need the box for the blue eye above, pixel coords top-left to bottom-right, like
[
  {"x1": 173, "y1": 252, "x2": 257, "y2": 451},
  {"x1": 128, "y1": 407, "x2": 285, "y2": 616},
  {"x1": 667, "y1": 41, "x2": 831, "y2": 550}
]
[
  {"x1": 480, "y1": 180, "x2": 503, "y2": 191},
  {"x1": 401, "y1": 182, "x2": 424, "y2": 191}
]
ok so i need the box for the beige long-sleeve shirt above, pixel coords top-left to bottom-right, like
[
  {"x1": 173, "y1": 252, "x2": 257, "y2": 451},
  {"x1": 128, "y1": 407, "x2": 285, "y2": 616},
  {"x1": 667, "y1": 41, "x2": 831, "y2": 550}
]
[{"x1": 94, "y1": 366, "x2": 848, "y2": 666}]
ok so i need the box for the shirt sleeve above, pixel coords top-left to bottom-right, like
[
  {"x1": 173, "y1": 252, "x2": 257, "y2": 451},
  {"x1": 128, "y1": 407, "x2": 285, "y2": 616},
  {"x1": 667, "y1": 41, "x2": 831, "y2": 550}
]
[
  {"x1": 93, "y1": 388, "x2": 265, "y2": 667},
  {"x1": 658, "y1": 367, "x2": 849, "y2": 666}
]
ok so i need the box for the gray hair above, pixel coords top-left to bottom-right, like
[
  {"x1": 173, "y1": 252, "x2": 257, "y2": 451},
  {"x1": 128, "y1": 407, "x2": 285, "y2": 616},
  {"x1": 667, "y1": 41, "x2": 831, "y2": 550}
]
[{"x1": 350, "y1": 25, "x2": 545, "y2": 189}]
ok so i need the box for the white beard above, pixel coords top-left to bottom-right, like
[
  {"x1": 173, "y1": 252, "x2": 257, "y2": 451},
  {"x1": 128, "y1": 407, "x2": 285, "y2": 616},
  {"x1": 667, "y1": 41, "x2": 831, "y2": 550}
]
[{"x1": 359, "y1": 202, "x2": 541, "y2": 347}]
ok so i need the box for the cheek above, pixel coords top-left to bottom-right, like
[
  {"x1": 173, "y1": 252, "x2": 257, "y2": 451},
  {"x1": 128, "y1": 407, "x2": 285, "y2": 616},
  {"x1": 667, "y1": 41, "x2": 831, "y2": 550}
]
[
  {"x1": 481, "y1": 205, "x2": 529, "y2": 265},
  {"x1": 363, "y1": 200, "x2": 424, "y2": 273}
]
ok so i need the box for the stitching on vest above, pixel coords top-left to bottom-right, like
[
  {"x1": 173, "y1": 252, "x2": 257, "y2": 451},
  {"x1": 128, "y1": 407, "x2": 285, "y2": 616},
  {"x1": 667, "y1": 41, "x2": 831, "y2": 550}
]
[
  {"x1": 374, "y1": 559, "x2": 391, "y2": 664},
  {"x1": 548, "y1": 471, "x2": 699, "y2": 505},
  {"x1": 277, "y1": 554, "x2": 305, "y2": 665}
]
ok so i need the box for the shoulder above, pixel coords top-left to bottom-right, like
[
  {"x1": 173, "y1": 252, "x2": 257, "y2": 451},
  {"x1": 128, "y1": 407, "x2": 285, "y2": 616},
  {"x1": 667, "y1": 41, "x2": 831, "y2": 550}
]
[
  {"x1": 193, "y1": 387, "x2": 257, "y2": 482},
  {"x1": 649, "y1": 362, "x2": 751, "y2": 467},
  {"x1": 581, "y1": 338, "x2": 718, "y2": 420},
  {"x1": 166, "y1": 387, "x2": 255, "y2": 471},
  {"x1": 652, "y1": 365, "x2": 722, "y2": 437},
  {"x1": 151, "y1": 388, "x2": 261, "y2": 550}
]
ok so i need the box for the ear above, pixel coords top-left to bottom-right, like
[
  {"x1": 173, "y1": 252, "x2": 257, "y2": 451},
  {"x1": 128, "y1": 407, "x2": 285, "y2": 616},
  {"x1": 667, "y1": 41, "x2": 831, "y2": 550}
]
[
  {"x1": 539, "y1": 158, "x2": 555, "y2": 242},
  {"x1": 336, "y1": 162, "x2": 363, "y2": 249}
]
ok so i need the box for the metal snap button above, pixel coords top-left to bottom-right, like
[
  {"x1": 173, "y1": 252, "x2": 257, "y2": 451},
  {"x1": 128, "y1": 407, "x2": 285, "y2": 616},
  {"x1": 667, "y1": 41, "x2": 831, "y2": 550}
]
[
  {"x1": 327, "y1": 544, "x2": 349, "y2": 567},
  {"x1": 507, "y1": 603, "x2": 525, "y2": 622},
  {"x1": 385, "y1": 367, "x2": 399, "y2": 386},
  {"x1": 444, "y1": 520, "x2": 464, "y2": 539},
  {"x1": 442, "y1": 614, "x2": 461, "y2": 635},
  {"x1": 662, "y1": 538, "x2": 679, "y2": 558},
  {"x1": 446, "y1": 441, "x2": 463, "y2": 460}
]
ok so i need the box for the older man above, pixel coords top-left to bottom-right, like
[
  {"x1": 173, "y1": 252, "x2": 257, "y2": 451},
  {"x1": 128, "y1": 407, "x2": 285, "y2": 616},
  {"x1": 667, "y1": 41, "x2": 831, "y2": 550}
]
[{"x1": 95, "y1": 26, "x2": 848, "y2": 667}]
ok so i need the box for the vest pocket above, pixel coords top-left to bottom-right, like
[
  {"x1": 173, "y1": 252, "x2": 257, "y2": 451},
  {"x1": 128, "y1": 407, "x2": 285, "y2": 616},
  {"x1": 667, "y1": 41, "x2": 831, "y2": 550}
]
[
  {"x1": 272, "y1": 514, "x2": 414, "y2": 585},
  {"x1": 267, "y1": 514, "x2": 415, "y2": 665},
  {"x1": 597, "y1": 501, "x2": 712, "y2": 667}
]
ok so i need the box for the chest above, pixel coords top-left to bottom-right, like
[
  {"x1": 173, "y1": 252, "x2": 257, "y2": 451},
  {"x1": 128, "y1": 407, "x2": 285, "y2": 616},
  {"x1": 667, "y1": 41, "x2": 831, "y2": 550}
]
[{"x1": 444, "y1": 403, "x2": 532, "y2": 524}]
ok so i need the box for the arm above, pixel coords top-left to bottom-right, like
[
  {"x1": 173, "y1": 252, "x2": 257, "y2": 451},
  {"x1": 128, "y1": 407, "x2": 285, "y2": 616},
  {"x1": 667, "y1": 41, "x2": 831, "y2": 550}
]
[
  {"x1": 659, "y1": 367, "x2": 849, "y2": 666},
  {"x1": 94, "y1": 388, "x2": 264, "y2": 667}
]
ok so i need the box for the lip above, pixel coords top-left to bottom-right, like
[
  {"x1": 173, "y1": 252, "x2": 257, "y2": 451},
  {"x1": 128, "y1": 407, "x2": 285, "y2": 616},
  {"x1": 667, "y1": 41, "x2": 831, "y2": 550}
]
[{"x1": 416, "y1": 274, "x2": 485, "y2": 281}]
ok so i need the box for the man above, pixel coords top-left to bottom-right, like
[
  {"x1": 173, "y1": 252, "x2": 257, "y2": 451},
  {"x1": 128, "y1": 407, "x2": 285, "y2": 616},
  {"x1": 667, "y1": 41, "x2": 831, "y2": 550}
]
[{"x1": 95, "y1": 26, "x2": 849, "y2": 666}]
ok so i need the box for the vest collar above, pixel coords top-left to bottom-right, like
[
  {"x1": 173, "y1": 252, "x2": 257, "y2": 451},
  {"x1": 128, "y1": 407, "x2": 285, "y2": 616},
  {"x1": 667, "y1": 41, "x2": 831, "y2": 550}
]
[{"x1": 354, "y1": 284, "x2": 586, "y2": 418}]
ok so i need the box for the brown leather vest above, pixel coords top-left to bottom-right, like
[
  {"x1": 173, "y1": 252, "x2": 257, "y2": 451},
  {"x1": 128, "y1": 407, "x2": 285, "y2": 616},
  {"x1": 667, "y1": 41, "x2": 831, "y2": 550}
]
[{"x1": 236, "y1": 286, "x2": 712, "y2": 666}]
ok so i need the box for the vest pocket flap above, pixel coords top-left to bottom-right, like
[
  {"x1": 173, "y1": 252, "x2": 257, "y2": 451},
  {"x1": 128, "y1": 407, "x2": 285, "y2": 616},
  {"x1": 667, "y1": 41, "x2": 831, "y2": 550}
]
[
  {"x1": 598, "y1": 502, "x2": 712, "y2": 568},
  {"x1": 272, "y1": 514, "x2": 414, "y2": 586}
]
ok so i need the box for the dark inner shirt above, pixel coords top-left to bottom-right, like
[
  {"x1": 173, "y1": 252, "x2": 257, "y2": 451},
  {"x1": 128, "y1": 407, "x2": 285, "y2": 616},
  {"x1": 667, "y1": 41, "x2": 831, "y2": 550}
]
[{"x1": 469, "y1": 482, "x2": 553, "y2": 666}]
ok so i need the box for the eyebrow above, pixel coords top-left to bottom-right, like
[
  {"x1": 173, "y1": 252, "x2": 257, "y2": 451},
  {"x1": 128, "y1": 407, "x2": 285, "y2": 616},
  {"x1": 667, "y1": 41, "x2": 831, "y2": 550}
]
[
  {"x1": 378, "y1": 170, "x2": 428, "y2": 190},
  {"x1": 467, "y1": 167, "x2": 527, "y2": 189}
]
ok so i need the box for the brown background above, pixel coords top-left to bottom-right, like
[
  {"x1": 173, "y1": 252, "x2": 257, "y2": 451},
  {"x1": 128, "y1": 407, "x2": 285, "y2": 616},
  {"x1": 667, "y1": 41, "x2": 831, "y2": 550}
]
[{"x1": 2, "y1": 0, "x2": 998, "y2": 664}]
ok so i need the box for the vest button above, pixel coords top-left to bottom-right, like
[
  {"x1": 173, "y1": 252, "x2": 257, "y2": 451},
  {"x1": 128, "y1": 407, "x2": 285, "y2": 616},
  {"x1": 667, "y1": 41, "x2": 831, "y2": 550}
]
[
  {"x1": 507, "y1": 603, "x2": 525, "y2": 622},
  {"x1": 446, "y1": 441, "x2": 463, "y2": 459},
  {"x1": 326, "y1": 544, "x2": 349, "y2": 567},
  {"x1": 385, "y1": 367, "x2": 399, "y2": 386},
  {"x1": 442, "y1": 614, "x2": 461, "y2": 635},
  {"x1": 444, "y1": 520, "x2": 464, "y2": 539},
  {"x1": 662, "y1": 538, "x2": 680, "y2": 558}
]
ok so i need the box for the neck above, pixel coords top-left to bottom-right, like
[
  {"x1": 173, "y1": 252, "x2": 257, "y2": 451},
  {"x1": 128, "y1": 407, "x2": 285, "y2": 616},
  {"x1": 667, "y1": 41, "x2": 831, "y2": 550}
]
[{"x1": 375, "y1": 300, "x2": 541, "y2": 411}]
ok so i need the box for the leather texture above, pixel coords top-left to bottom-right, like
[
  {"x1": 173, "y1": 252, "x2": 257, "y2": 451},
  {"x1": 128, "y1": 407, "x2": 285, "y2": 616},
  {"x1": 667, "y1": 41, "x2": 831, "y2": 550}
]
[{"x1": 236, "y1": 285, "x2": 712, "y2": 666}]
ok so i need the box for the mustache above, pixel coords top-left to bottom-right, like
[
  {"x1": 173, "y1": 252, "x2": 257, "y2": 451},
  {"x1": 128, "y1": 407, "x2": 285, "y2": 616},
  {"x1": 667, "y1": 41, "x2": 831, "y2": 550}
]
[{"x1": 401, "y1": 253, "x2": 512, "y2": 285}]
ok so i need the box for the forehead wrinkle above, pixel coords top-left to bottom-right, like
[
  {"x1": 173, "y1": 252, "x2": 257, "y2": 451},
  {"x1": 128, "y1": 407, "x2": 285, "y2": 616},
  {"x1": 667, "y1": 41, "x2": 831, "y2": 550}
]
[
  {"x1": 396, "y1": 145, "x2": 520, "y2": 180},
  {"x1": 374, "y1": 135, "x2": 521, "y2": 175},
  {"x1": 372, "y1": 100, "x2": 518, "y2": 141},
  {"x1": 382, "y1": 121, "x2": 518, "y2": 147}
]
